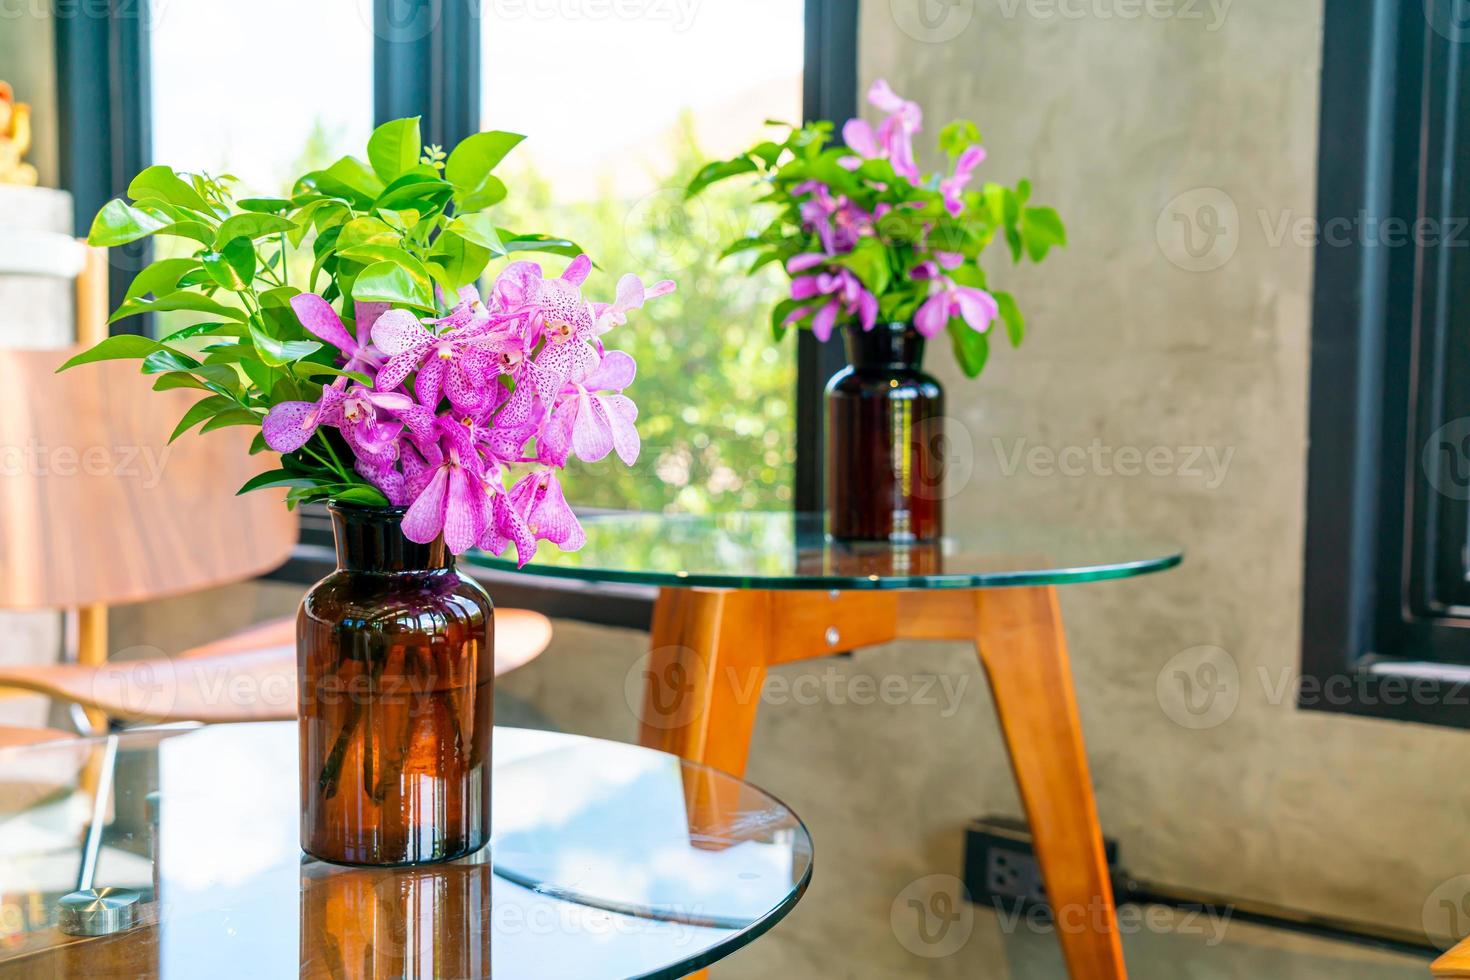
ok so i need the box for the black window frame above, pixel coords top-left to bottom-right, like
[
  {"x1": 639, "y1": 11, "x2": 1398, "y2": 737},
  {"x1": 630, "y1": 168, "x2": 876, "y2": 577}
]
[
  {"x1": 58, "y1": 0, "x2": 858, "y2": 628},
  {"x1": 1302, "y1": 0, "x2": 1470, "y2": 727}
]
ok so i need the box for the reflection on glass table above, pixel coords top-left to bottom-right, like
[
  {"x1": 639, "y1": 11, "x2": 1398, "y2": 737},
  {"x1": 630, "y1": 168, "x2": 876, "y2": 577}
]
[
  {"x1": 472, "y1": 510, "x2": 1182, "y2": 589},
  {"x1": 0, "y1": 724, "x2": 811, "y2": 979}
]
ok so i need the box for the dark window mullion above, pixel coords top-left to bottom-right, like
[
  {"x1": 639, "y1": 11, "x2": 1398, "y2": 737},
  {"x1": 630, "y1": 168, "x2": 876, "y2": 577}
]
[
  {"x1": 374, "y1": 0, "x2": 480, "y2": 149},
  {"x1": 795, "y1": 0, "x2": 859, "y2": 513},
  {"x1": 55, "y1": 0, "x2": 152, "y2": 336}
]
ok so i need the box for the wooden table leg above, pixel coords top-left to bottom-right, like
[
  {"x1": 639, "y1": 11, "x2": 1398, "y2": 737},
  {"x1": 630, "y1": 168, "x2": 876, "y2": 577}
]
[
  {"x1": 637, "y1": 588, "x2": 770, "y2": 778},
  {"x1": 974, "y1": 586, "x2": 1126, "y2": 979},
  {"x1": 637, "y1": 588, "x2": 773, "y2": 979}
]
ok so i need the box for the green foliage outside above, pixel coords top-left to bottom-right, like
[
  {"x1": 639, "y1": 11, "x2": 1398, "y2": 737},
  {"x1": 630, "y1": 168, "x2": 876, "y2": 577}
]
[{"x1": 493, "y1": 114, "x2": 796, "y2": 514}]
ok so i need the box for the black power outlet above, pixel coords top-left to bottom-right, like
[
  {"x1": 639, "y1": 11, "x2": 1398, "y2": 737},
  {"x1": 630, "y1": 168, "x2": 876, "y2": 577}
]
[{"x1": 962, "y1": 815, "x2": 1122, "y2": 919}]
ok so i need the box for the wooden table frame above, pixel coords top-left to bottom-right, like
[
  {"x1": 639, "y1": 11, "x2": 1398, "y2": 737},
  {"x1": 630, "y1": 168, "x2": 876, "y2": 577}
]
[{"x1": 637, "y1": 584, "x2": 1125, "y2": 979}]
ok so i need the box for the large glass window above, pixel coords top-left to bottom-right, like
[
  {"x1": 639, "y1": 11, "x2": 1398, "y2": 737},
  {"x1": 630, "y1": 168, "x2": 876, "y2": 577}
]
[
  {"x1": 150, "y1": 0, "x2": 374, "y2": 197},
  {"x1": 481, "y1": 2, "x2": 803, "y2": 513},
  {"x1": 146, "y1": 0, "x2": 374, "y2": 334}
]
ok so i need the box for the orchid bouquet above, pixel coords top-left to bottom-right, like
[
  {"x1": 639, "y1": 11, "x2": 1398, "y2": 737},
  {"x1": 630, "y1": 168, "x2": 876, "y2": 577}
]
[
  {"x1": 687, "y1": 80, "x2": 1064, "y2": 378},
  {"x1": 63, "y1": 118, "x2": 671, "y2": 565}
]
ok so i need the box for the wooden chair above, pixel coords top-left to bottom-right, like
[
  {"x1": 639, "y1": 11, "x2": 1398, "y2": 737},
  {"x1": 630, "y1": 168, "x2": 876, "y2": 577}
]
[
  {"x1": 0, "y1": 239, "x2": 551, "y2": 731},
  {"x1": 0, "y1": 608, "x2": 553, "y2": 723}
]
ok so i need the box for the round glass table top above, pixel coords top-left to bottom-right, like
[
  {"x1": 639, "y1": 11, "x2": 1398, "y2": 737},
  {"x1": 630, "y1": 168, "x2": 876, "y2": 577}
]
[
  {"x1": 473, "y1": 510, "x2": 1183, "y2": 590},
  {"x1": 0, "y1": 723, "x2": 812, "y2": 980}
]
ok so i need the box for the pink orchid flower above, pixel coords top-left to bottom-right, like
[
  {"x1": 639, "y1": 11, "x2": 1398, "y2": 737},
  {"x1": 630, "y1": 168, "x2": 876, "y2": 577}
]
[
  {"x1": 912, "y1": 254, "x2": 999, "y2": 338},
  {"x1": 784, "y1": 255, "x2": 879, "y2": 340},
  {"x1": 841, "y1": 79, "x2": 923, "y2": 181},
  {"x1": 940, "y1": 146, "x2": 987, "y2": 217},
  {"x1": 479, "y1": 470, "x2": 583, "y2": 560},
  {"x1": 593, "y1": 274, "x2": 675, "y2": 336},
  {"x1": 290, "y1": 293, "x2": 385, "y2": 373},
  {"x1": 792, "y1": 182, "x2": 872, "y2": 255},
  {"x1": 401, "y1": 415, "x2": 494, "y2": 554},
  {"x1": 261, "y1": 382, "x2": 410, "y2": 458},
  {"x1": 371, "y1": 298, "x2": 513, "y2": 414},
  {"x1": 537, "y1": 349, "x2": 640, "y2": 467}
]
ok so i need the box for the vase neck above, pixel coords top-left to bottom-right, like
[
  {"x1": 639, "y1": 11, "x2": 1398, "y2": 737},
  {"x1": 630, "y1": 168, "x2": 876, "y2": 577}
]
[
  {"x1": 842, "y1": 322, "x2": 925, "y2": 370},
  {"x1": 329, "y1": 502, "x2": 451, "y2": 573}
]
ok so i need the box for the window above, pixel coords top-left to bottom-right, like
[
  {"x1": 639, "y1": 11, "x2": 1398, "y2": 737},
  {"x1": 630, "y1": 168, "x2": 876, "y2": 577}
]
[
  {"x1": 150, "y1": 0, "x2": 374, "y2": 197},
  {"x1": 54, "y1": 0, "x2": 858, "y2": 623},
  {"x1": 1301, "y1": 0, "x2": 1470, "y2": 726},
  {"x1": 481, "y1": 3, "x2": 804, "y2": 514}
]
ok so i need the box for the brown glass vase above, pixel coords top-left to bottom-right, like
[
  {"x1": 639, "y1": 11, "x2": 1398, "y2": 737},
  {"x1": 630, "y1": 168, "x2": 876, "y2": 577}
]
[
  {"x1": 825, "y1": 322, "x2": 945, "y2": 542},
  {"x1": 297, "y1": 501, "x2": 493, "y2": 866}
]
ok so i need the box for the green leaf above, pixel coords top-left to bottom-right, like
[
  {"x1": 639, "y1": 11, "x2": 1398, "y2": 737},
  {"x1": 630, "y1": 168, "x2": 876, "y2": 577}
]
[
  {"x1": 497, "y1": 232, "x2": 582, "y2": 258},
  {"x1": 202, "y1": 237, "x2": 257, "y2": 290},
  {"x1": 214, "y1": 213, "x2": 297, "y2": 248},
  {"x1": 57, "y1": 334, "x2": 167, "y2": 370},
  {"x1": 152, "y1": 363, "x2": 244, "y2": 398},
  {"x1": 427, "y1": 231, "x2": 492, "y2": 289},
  {"x1": 159, "y1": 320, "x2": 246, "y2": 343},
  {"x1": 718, "y1": 236, "x2": 768, "y2": 260},
  {"x1": 938, "y1": 120, "x2": 982, "y2": 158},
  {"x1": 446, "y1": 212, "x2": 505, "y2": 253},
  {"x1": 155, "y1": 220, "x2": 215, "y2": 245},
  {"x1": 829, "y1": 238, "x2": 891, "y2": 296},
  {"x1": 335, "y1": 216, "x2": 398, "y2": 250},
  {"x1": 769, "y1": 298, "x2": 803, "y2": 342},
  {"x1": 109, "y1": 291, "x2": 248, "y2": 324},
  {"x1": 994, "y1": 291, "x2": 1025, "y2": 348},
  {"x1": 297, "y1": 156, "x2": 385, "y2": 208},
  {"x1": 128, "y1": 165, "x2": 214, "y2": 213},
  {"x1": 169, "y1": 395, "x2": 235, "y2": 442},
  {"x1": 378, "y1": 207, "x2": 420, "y2": 232},
  {"x1": 331, "y1": 485, "x2": 392, "y2": 507},
  {"x1": 199, "y1": 409, "x2": 262, "y2": 434},
  {"x1": 336, "y1": 244, "x2": 432, "y2": 280},
  {"x1": 87, "y1": 199, "x2": 169, "y2": 246},
  {"x1": 141, "y1": 348, "x2": 201, "y2": 375},
  {"x1": 446, "y1": 131, "x2": 524, "y2": 209},
  {"x1": 237, "y1": 469, "x2": 321, "y2": 495},
  {"x1": 1021, "y1": 206, "x2": 1066, "y2": 262},
  {"x1": 238, "y1": 197, "x2": 292, "y2": 213},
  {"x1": 686, "y1": 156, "x2": 758, "y2": 198},
  {"x1": 123, "y1": 258, "x2": 200, "y2": 303},
  {"x1": 249, "y1": 320, "x2": 322, "y2": 367},
  {"x1": 292, "y1": 362, "x2": 374, "y2": 386},
  {"x1": 947, "y1": 319, "x2": 990, "y2": 378},
  {"x1": 353, "y1": 260, "x2": 435, "y2": 310},
  {"x1": 374, "y1": 172, "x2": 454, "y2": 212},
  {"x1": 367, "y1": 117, "x2": 423, "y2": 183},
  {"x1": 983, "y1": 182, "x2": 1019, "y2": 228}
]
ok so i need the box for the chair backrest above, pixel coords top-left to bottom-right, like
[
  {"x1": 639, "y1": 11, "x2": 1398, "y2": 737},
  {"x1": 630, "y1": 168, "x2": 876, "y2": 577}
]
[{"x1": 0, "y1": 347, "x2": 299, "y2": 610}]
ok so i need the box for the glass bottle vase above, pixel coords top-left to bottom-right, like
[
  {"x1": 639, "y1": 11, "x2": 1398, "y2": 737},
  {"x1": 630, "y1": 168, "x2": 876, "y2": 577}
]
[
  {"x1": 824, "y1": 322, "x2": 945, "y2": 542},
  {"x1": 297, "y1": 502, "x2": 494, "y2": 866}
]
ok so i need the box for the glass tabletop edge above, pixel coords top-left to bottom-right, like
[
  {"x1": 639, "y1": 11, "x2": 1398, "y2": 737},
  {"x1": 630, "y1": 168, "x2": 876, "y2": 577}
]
[{"x1": 467, "y1": 551, "x2": 1184, "y2": 591}]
